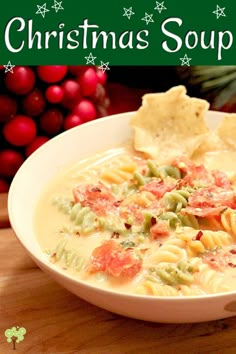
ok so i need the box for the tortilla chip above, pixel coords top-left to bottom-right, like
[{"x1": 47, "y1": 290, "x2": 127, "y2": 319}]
[
  {"x1": 217, "y1": 114, "x2": 236, "y2": 150},
  {"x1": 130, "y1": 86, "x2": 210, "y2": 162}
]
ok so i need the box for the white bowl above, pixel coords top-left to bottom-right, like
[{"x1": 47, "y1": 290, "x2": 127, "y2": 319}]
[{"x1": 8, "y1": 110, "x2": 236, "y2": 323}]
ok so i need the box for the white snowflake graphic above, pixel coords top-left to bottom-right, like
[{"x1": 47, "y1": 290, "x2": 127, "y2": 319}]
[
  {"x1": 3, "y1": 61, "x2": 15, "y2": 74},
  {"x1": 99, "y1": 61, "x2": 110, "y2": 73},
  {"x1": 123, "y1": 7, "x2": 135, "y2": 20},
  {"x1": 213, "y1": 5, "x2": 226, "y2": 19},
  {"x1": 141, "y1": 13, "x2": 154, "y2": 25},
  {"x1": 85, "y1": 53, "x2": 97, "y2": 65},
  {"x1": 154, "y1": 1, "x2": 167, "y2": 14},
  {"x1": 36, "y1": 3, "x2": 50, "y2": 18},
  {"x1": 180, "y1": 54, "x2": 192, "y2": 66},
  {"x1": 51, "y1": 0, "x2": 64, "y2": 13}
]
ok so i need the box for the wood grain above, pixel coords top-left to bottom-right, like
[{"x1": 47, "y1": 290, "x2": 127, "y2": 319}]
[
  {"x1": 0, "y1": 193, "x2": 236, "y2": 353},
  {"x1": 0, "y1": 193, "x2": 10, "y2": 228}
]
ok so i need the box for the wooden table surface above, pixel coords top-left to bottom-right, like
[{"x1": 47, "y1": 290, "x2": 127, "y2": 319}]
[{"x1": 1, "y1": 193, "x2": 236, "y2": 354}]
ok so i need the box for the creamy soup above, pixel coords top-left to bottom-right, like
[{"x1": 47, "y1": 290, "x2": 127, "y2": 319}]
[{"x1": 35, "y1": 146, "x2": 236, "y2": 296}]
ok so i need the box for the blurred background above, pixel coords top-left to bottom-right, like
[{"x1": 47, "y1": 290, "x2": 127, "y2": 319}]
[{"x1": 1, "y1": 65, "x2": 236, "y2": 193}]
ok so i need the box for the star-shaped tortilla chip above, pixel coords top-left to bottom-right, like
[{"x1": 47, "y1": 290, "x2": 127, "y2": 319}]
[{"x1": 130, "y1": 86, "x2": 210, "y2": 162}]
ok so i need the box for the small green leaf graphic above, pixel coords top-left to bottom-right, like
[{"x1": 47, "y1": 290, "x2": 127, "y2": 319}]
[{"x1": 4, "y1": 326, "x2": 26, "y2": 350}]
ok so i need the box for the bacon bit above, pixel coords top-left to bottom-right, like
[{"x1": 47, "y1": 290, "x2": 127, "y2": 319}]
[
  {"x1": 230, "y1": 249, "x2": 236, "y2": 255},
  {"x1": 114, "y1": 200, "x2": 122, "y2": 207},
  {"x1": 195, "y1": 230, "x2": 203, "y2": 241},
  {"x1": 124, "y1": 223, "x2": 132, "y2": 230},
  {"x1": 111, "y1": 232, "x2": 120, "y2": 239},
  {"x1": 151, "y1": 217, "x2": 157, "y2": 226},
  {"x1": 91, "y1": 187, "x2": 102, "y2": 192},
  {"x1": 228, "y1": 263, "x2": 236, "y2": 268}
]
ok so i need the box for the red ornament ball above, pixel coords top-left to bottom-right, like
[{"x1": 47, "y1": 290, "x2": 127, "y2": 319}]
[
  {"x1": 0, "y1": 178, "x2": 9, "y2": 193},
  {"x1": 64, "y1": 113, "x2": 83, "y2": 130},
  {"x1": 73, "y1": 99, "x2": 97, "y2": 122},
  {"x1": 3, "y1": 115, "x2": 37, "y2": 147},
  {"x1": 37, "y1": 66, "x2": 68, "y2": 83},
  {"x1": 0, "y1": 149, "x2": 24, "y2": 178},
  {"x1": 40, "y1": 108, "x2": 63, "y2": 135},
  {"x1": 45, "y1": 85, "x2": 64, "y2": 103},
  {"x1": 0, "y1": 95, "x2": 17, "y2": 122},
  {"x1": 25, "y1": 136, "x2": 49, "y2": 157},
  {"x1": 22, "y1": 88, "x2": 46, "y2": 116},
  {"x1": 5, "y1": 66, "x2": 36, "y2": 95},
  {"x1": 79, "y1": 68, "x2": 98, "y2": 96}
]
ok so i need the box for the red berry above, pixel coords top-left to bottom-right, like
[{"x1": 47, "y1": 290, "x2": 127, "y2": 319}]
[
  {"x1": 96, "y1": 69, "x2": 107, "y2": 85},
  {"x1": 22, "y1": 88, "x2": 46, "y2": 116},
  {"x1": 64, "y1": 114, "x2": 83, "y2": 130},
  {"x1": 0, "y1": 150, "x2": 24, "y2": 178},
  {"x1": 37, "y1": 66, "x2": 68, "y2": 83},
  {"x1": 5, "y1": 66, "x2": 36, "y2": 95},
  {"x1": 73, "y1": 99, "x2": 96, "y2": 122},
  {"x1": 40, "y1": 108, "x2": 63, "y2": 135},
  {"x1": 25, "y1": 136, "x2": 49, "y2": 157},
  {"x1": 0, "y1": 95, "x2": 17, "y2": 122},
  {"x1": 68, "y1": 66, "x2": 87, "y2": 76},
  {"x1": 62, "y1": 79, "x2": 80, "y2": 101},
  {"x1": 3, "y1": 115, "x2": 37, "y2": 147},
  {"x1": 0, "y1": 179, "x2": 9, "y2": 193},
  {"x1": 79, "y1": 68, "x2": 98, "y2": 96},
  {"x1": 45, "y1": 85, "x2": 64, "y2": 103}
]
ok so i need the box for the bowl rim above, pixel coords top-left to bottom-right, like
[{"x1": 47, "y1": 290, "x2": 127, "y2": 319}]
[{"x1": 8, "y1": 110, "x2": 236, "y2": 302}]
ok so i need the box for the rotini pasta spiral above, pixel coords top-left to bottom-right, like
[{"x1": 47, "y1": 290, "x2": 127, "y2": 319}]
[
  {"x1": 147, "y1": 161, "x2": 181, "y2": 179},
  {"x1": 51, "y1": 238, "x2": 87, "y2": 271},
  {"x1": 148, "y1": 260, "x2": 194, "y2": 286},
  {"x1": 196, "y1": 264, "x2": 230, "y2": 294},
  {"x1": 200, "y1": 230, "x2": 233, "y2": 250},
  {"x1": 176, "y1": 227, "x2": 233, "y2": 256},
  {"x1": 163, "y1": 189, "x2": 191, "y2": 213},
  {"x1": 52, "y1": 196, "x2": 73, "y2": 214},
  {"x1": 159, "y1": 212, "x2": 198, "y2": 229},
  {"x1": 221, "y1": 208, "x2": 236, "y2": 238},
  {"x1": 101, "y1": 155, "x2": 137, "y2": 184},
  {"x1": 70, "y1": 203, "x2": 97, "y2": 234},
  {"x1": 149, "y1": 238, "x2": 186, "y2": 264}
]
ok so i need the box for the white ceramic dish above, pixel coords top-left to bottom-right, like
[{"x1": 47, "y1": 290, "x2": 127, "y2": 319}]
[{"x1": 8, "y1": 110, "x2": 236, "y2": 323}]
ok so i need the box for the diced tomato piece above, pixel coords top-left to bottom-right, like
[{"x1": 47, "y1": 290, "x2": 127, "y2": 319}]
[
  {"x1": 89, "y1": 240, "x2": 121, "y2": 273},
  {"x1": 202, "y1": 247, "x2": 236, "y2": 271},
  {"x1": 89, "y1": 240, "x2": 142, "y2": 278},
  {"x1": 142, "y1": 180, "x2": 175, "y2": 199},
  {"x1": 184, "y1": 206, "x2": 226, "y2": 217},
  {"x1": 172, "y1": 156, "x2": 214, "y2": 187},
  {"x1": 73, "y1": 182, "x2": 116, "y2": 215},
  {"x1": 212, "y1": 170, "x2": 232, "y2": 189},
  {"x1": 189, "y1": 185, "x2": 236, "y2": 209},
  {"x1": 119, "y1": 205, "x2": 144, "y2": 224},
  {"x1": 107, "y1": 249, "x2": 142, "y2": 278},
  {"x1": 150, "y1": 220, "x2": 170, "y2": 239}
]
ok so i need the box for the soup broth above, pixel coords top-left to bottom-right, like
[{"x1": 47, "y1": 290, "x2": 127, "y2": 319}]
[{"x1": 35, "y1": 145, "x2": 236, "y2": 296}]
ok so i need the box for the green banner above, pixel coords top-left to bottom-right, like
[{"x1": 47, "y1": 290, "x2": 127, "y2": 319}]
[{"x1": 0, "y1": 0, "x2": 234, "y2": 66}]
